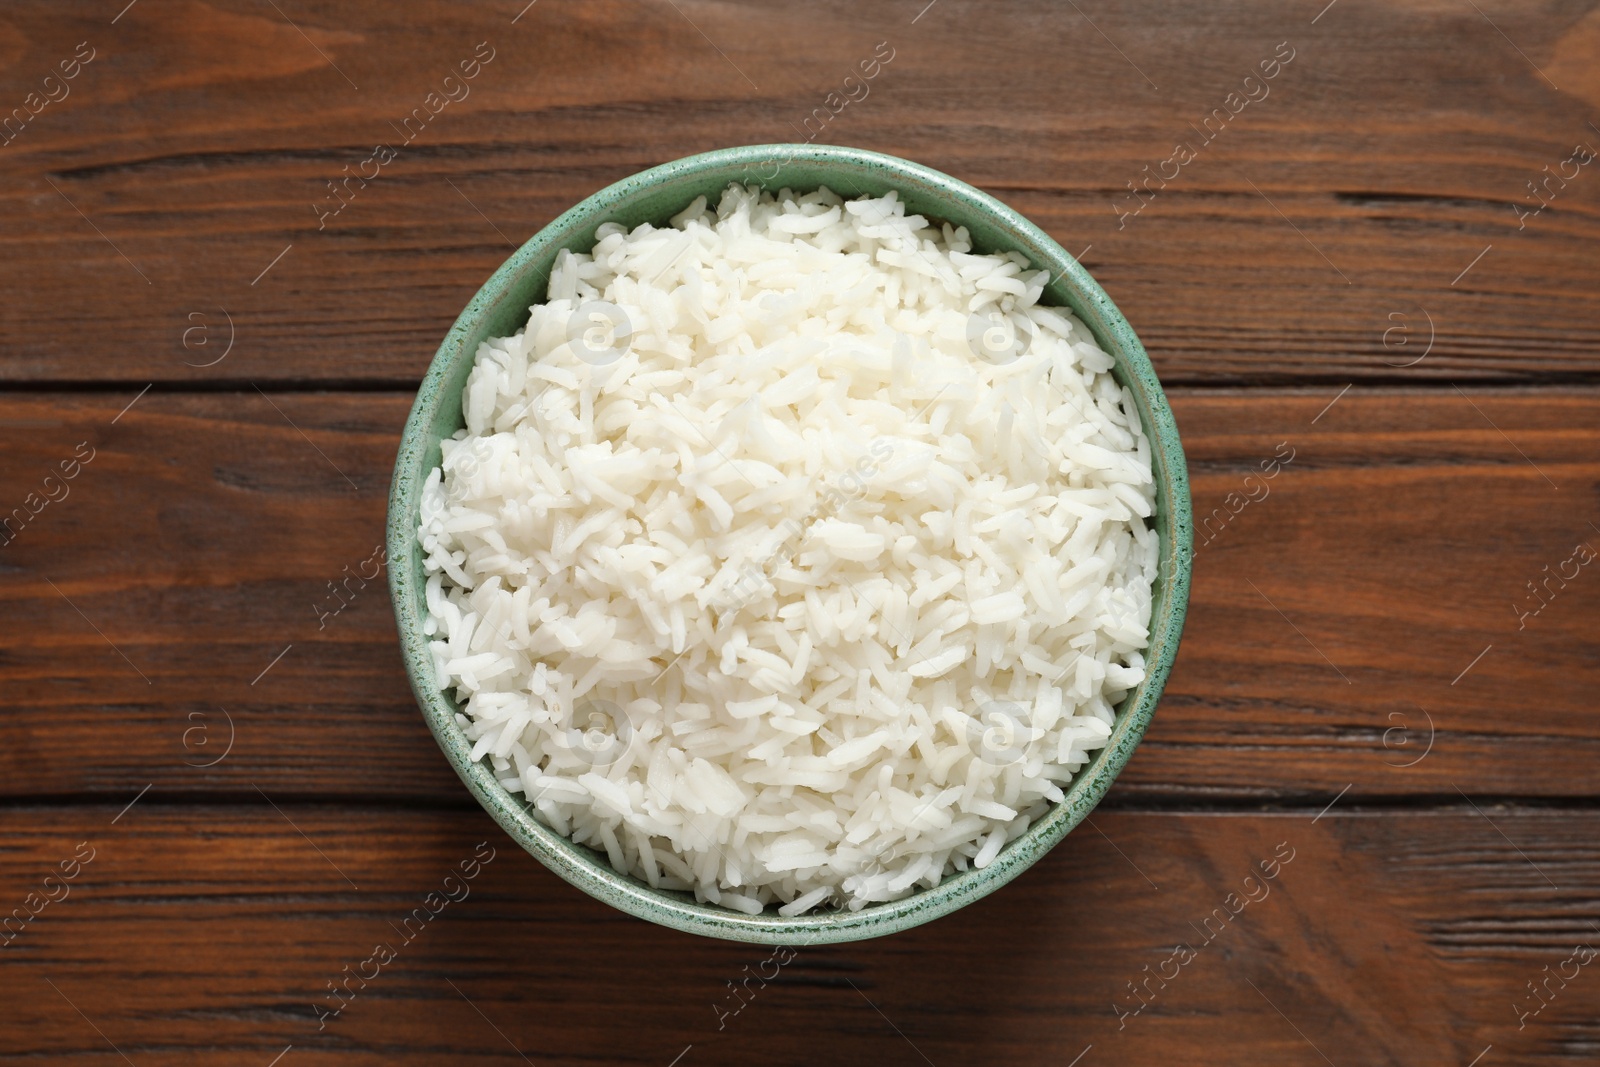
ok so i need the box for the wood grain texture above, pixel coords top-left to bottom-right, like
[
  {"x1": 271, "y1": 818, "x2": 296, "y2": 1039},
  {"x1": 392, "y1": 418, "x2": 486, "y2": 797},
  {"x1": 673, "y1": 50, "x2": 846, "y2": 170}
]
[
  {"x1": 0, "y1": 0, "x2": 1597, "y2": 384},
  {"x1": 2, "y1": 806, "x2": 1596, "y2": 1065},
  {"x1": 1, "y1": 387, "x2": 1595, "y2": 803},
  {"x1": 3, "y1": 1, "x2": 1599, "y2": 1058}
]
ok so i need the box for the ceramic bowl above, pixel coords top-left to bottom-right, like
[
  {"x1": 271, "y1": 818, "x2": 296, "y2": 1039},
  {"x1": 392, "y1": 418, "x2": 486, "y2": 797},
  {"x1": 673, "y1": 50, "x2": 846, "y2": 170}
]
[{"x1": 387, "y1": 143, "x2": 1191, "y2": 944}]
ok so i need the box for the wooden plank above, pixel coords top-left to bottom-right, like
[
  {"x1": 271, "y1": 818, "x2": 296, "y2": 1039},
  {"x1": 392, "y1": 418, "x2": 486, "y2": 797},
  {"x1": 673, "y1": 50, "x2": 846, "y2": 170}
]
[
  {"x1": 0, "y1": 1, "x2": 1596, "y2": 384},
  {"x1": 1124, "y1": 385, "x2": 1600, "y2": 800},
  {"x1": 0, "y1": 388, "x2": 1596, "y2": 802},
  {"x1": 1, "y1": 805, "x2": 1594, "y2": 1064}
]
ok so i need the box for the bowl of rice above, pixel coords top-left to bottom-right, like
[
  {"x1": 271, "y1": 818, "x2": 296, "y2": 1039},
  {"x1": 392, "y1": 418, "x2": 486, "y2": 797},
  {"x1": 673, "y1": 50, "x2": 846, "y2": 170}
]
[{"x1": 388, "y1": 144, "x2": 1191, "y2": 944}]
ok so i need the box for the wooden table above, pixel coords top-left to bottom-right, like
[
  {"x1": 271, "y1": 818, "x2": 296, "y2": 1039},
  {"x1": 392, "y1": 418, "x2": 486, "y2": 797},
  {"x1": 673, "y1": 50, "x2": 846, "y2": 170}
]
[{"x1": 3, "y1": 1, "x2": 1598, "y2": 1063}]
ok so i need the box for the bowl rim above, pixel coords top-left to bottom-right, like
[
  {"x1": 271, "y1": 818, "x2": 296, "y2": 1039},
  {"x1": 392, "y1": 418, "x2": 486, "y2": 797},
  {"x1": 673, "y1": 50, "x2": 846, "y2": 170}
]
[{"x1": 388, "y1": 142, "x2": 1192, "y2": 944}]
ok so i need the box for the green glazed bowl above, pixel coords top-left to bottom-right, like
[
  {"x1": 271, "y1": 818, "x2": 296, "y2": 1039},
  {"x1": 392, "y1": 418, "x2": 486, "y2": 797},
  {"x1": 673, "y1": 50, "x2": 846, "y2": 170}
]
[{"x1": 388, "y1": 143, "x2": 1191, "y2": 944}]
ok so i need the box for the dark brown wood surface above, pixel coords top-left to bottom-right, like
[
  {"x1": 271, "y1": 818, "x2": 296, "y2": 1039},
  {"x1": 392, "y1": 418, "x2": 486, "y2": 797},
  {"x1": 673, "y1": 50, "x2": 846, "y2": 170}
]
[
  {"x1": 2, "y1": 0, "x2": 1598, "y2": 1063},
  {"x1": 6, "y1": 807, "x2": 1595, "y2": 1065}
]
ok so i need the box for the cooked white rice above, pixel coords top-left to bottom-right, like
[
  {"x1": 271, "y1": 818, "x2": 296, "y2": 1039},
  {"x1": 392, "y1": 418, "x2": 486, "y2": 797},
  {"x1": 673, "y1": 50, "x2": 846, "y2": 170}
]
[{"x1": 418, "y1": 182, "x2": 1157, "y2": 915}]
